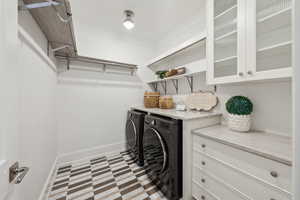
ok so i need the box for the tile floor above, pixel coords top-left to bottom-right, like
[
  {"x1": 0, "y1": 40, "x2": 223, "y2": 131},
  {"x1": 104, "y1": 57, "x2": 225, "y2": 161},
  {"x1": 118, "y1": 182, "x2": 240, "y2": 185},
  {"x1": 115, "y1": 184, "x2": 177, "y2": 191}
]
[{"x1": 47, "y1": 150, "x2": 168, "y2": 200}]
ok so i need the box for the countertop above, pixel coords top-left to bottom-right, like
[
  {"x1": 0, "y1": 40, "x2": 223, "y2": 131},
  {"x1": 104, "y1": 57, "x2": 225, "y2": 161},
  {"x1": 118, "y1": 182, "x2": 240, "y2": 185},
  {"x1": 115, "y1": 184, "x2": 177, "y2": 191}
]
[
  {"x1": 131, "y1": 106, "x2": 222, "y2": 121},
  {"x1": 192, "y1": 125, "x2": 292, "y2": 166}
]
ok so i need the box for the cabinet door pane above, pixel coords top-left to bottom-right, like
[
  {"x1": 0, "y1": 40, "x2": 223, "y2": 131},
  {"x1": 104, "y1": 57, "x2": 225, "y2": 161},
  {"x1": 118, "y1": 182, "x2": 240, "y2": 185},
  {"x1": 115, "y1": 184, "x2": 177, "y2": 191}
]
[
  {"x1": 256, "y1": 0, "x2": 292, "y2": 72},
  {"x1": 213, "y1": 0, "x2": 238, "y2": 78}
]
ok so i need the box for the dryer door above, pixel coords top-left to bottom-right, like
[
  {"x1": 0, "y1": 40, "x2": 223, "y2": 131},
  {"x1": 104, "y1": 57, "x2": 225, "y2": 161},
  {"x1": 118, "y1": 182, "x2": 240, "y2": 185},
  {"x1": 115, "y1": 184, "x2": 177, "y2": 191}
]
[
  {"x1": 143, "y1": 127, "x2": 168, "y2": 175},
  {"x1": 126, "y1": 118, "x2": 137, "y2": 152}
]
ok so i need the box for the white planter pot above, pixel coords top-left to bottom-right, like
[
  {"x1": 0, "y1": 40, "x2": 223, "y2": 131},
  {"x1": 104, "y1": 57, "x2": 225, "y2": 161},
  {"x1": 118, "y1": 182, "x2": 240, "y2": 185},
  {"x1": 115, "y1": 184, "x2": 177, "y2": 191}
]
[{"x1": 228, "y1": 114, "x2": 251, "y2": 132}]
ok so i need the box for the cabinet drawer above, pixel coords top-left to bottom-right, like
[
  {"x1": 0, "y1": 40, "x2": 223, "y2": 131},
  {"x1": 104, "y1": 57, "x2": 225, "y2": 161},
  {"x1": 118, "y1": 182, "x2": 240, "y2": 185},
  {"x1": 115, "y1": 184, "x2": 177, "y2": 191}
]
[
  {"x1": 192, "y1": 181, "x2": 219, "y2": 200},
  {"x1": 193, "y1": 166, "x2": 249, "y2": 200},
  {"x1": 193, "y1": 135, "x2": 292, "y2": 192},
  {"x1": 193, "y1": 149, "x2": 292, "y2": 200}
]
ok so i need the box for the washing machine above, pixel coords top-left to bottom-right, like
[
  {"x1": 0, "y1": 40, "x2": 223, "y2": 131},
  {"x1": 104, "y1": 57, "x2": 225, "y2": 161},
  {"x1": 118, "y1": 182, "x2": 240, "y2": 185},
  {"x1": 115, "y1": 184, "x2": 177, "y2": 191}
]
[
  {"x1": 125, "y1": 110, "x2": 146, "y2": 166},
  {"x1": 143, "y1": 114, "x2": 183, "y2": 200}
]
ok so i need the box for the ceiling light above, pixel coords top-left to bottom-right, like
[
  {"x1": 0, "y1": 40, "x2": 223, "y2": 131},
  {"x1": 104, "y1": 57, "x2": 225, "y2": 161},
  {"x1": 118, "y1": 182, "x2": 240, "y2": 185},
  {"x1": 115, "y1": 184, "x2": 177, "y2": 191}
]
[{"x1": 123, "y1": 10, "x2": 135, "y2": 30}]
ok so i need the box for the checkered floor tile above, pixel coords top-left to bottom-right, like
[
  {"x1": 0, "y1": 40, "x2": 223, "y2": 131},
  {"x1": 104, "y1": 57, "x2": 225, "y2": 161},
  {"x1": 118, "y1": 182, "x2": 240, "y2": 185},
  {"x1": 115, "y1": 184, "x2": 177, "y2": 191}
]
[{"x1": 47, "y1": 150, "x2": 168, "y2": 200}]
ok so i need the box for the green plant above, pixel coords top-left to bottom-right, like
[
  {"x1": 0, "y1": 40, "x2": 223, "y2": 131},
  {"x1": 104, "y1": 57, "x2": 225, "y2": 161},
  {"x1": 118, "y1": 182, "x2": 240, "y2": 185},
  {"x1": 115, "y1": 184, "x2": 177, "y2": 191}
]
[
  {"x1": 155, "y1": 70, "x2": 167, "y2": 79},
  {"x1": 226, "y1": 96, "x2": 253, "y2": 115}
]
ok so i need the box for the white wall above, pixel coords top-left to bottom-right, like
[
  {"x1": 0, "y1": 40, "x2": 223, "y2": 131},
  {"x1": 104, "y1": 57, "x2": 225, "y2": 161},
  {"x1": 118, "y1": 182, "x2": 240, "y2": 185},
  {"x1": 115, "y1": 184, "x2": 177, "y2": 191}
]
[
  {"x1": 75, "y1": 25, "x2": 155, "y2": 65},
  {"x1": 154, "y1": 13, "x2": 206, "y2": 57},
  {"x1": 154, "y1": 72, "x2": 292, "y2": 136},
  {"x1": 56, "y1": 67, "x2": 143, "y2": 158},
  {"x1": 17, "y1": 11, "x2": 58, "y2": 200},
  {"x1": 293, "y1": 0, "x2": 300, "y2": 198}
]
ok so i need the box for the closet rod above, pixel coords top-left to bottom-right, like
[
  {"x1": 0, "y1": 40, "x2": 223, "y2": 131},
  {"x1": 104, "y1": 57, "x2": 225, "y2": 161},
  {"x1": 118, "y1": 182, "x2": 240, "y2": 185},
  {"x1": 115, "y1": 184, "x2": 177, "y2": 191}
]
[{"x1": 56, "y1": 55, "x2": 138, "y2": 70}]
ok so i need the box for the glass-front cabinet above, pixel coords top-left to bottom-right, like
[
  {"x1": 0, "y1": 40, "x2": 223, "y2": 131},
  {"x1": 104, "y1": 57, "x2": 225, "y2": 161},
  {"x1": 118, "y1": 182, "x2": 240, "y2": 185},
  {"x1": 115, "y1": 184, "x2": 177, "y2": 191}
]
[{"x1": 207, "y1": 0, "x2": 292, "y2": 84}]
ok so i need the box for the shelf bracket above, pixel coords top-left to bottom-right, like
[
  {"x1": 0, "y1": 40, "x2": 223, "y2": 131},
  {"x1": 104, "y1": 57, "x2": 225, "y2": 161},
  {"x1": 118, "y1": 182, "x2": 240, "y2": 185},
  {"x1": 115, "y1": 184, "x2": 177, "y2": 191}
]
[
  {"x1": 185, "y1": 76, "x2": 193, "y2": 93},
  {"x1": 160, "y1": 80, "x2": 167, "y2": 95},
  {"x1": 171, "y1": 79, "x2": 179, "y2": 94},
  {"x1": 66, "y1": 57, "x2": 70, "y2": 71},
  {"x1": 151, "y1": 82, "x2": 158, "y2": 92}
]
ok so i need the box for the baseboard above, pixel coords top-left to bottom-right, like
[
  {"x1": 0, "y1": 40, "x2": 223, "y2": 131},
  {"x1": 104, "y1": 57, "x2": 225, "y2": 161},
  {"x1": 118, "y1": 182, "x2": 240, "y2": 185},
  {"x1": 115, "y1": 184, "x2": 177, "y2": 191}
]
[
  {"x1": 38, "y1": 157, "x2": 58, "y2": 200},
  {"x1": 56, "y1": 142, "x2": 127, "y2": 166}
]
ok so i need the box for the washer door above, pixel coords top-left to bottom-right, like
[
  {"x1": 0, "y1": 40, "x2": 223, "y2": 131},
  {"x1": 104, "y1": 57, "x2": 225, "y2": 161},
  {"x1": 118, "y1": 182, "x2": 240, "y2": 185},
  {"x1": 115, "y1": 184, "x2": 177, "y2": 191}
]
[
  {"x1": 126, "y1": 119, "x2": 137, "y2": 151},
  {"x1": 143, "y1": 128, "x2": 168, "y2": 175}
]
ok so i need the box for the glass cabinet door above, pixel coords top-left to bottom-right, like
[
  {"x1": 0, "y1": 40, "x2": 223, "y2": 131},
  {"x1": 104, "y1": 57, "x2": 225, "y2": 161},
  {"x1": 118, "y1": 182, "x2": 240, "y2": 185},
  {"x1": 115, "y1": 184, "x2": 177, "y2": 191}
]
[
  {"x1": 254, "y1": 0, "x2": 292, "y2": 73},
  {"x1": 211, "y1": 0, "x2": 240, "y2": 80}
]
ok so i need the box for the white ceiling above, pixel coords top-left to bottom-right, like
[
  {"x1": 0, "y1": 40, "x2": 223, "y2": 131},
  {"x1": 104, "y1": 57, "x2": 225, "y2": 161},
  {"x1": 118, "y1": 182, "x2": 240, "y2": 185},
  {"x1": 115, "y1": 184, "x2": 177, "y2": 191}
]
[
  {"x1": 70, "y1": 0, "x2": 206, "y2": 64},
  {"x1": 71, "y1": 0, "x2": 205, "y2": 42}
]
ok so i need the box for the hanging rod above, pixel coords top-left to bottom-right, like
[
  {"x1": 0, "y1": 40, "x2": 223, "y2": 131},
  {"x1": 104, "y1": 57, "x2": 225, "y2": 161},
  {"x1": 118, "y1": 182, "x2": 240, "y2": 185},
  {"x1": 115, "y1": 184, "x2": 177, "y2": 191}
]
[
  {"x1": 48, "y1": 0, "x2": 72, "y2": 23},
  {"x1": 56, "y1": 55, "x2": 138, "y2": 70},
  {"x1": 18, "y1": 0, "x2": 60, "y2": 10},
  {"x1": 19, "y1": 0, "x2": 72, "y2": 23},
  {"x1": 52, "y1": 45, "x2": 73, "y2": 52}
]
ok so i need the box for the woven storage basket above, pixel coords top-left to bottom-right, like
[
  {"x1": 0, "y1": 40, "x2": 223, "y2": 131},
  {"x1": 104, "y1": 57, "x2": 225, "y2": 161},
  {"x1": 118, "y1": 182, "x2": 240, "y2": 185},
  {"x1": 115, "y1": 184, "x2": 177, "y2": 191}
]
[
  {"x1": 228, "y1": 114, "x2": 251, "y2": 132},
  {"x1": 144, "y1": 92, "x2": 160, "y2": 108},
  {"x1": 159, "y1": 96, "x2": 174, "y2": 109}
]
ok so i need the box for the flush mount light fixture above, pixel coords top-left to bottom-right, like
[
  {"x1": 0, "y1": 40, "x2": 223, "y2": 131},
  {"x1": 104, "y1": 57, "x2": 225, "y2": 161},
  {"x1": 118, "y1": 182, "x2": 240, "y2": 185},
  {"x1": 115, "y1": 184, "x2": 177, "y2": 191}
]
[{"x1": 123, "y1": 10, "x2": 135, "y2": 30}]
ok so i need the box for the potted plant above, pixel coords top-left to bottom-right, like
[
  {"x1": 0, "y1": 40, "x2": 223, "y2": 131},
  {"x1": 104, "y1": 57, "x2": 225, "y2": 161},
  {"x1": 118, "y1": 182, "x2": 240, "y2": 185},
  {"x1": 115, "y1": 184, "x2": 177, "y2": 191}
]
[
  {"x1": 226, "y1": 96, "x2": 253, "y2": 132},
  {"x1": 155, "y1": 70, "x2": 167, "y2": 79}
]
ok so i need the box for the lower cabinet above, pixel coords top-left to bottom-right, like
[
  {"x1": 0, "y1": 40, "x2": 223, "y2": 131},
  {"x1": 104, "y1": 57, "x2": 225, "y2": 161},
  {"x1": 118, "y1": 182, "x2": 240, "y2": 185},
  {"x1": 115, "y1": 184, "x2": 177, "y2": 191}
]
[{"x1": 192, "y1": 134, "x2": 292, "y2": 200}]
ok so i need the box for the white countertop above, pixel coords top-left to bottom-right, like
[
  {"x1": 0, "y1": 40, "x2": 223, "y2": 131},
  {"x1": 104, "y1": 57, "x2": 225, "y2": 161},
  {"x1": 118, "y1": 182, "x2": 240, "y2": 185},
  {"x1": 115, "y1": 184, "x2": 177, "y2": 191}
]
[
  {"x1": 192, "y1": 125, "x2": 292, "y2": 166},
  {"x1": 131, "y1": 106, "x2": 222, "y2": 121}
]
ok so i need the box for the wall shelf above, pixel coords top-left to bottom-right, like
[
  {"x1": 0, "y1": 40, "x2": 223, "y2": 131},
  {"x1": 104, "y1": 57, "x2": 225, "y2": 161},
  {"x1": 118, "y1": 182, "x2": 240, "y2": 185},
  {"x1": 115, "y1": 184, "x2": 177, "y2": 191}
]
[
  {"x1": 145, "y1": 32, "x2": 207, "y2": 68},
  {"x1": 144, "y1": 32, "x2": 207, "y2": 95},
  {"x1": 148, "y1": 71, "x2": 204, "y2": 94}
]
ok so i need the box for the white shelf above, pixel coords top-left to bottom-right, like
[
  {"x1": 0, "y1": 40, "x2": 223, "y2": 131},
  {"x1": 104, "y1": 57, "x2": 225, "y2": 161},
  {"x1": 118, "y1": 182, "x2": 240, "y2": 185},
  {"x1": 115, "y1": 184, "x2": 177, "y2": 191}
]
[
  {"x1": 257, "y1": 41, "x2": 292, "y2": 53},
  {"x1": 214, "y1": 56, "x2": 237, "y2": 64},
  {"x1": 215, "y1": 30, "x2": 237, "y2": 41},
  {"x1": 145, "y1": 32, "x2": 207, "y2": 68},
  {"x1": 257, "y1": 7, "x2": 292, "y2": 23},
  {"x1": 147, "y1": 71, "x2": 204, "y2": 84},
  {"x1": 214, "y1": 5, "x2": 237, "y2": 20}
]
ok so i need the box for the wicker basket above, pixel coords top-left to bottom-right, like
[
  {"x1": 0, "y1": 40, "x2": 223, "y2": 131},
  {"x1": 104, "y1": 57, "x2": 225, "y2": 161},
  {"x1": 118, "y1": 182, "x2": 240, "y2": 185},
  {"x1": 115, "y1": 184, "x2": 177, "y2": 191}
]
[
  {"x1": 228, "y1": 114, "x2": 251, "y2": 132},
  {"x1": 144, "y1": 92, "x2": 160, "y2": 108},
  {"x1": 159, "y1": 96, "x2": 174, "y2": 109}
]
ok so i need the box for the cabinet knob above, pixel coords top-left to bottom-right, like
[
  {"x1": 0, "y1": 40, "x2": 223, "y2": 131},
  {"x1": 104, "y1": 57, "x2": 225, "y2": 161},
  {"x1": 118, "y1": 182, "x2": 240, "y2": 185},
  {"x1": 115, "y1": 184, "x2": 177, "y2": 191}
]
[
  {"x1": 201, "y1": 195, "x2": 206, "y2": 200},
  {"x1": 201, "y1": 161, "x2": 206, "y2": 166},
  {"x1": 201, "y1": 178, "x2": 206, "y2": 183},
  {"x1": 247, "y1": 71, "x2": 253, "y2": 75},
  {"x1": 238, "y1": 72, "x2": 244, "y2": 76},
  {"x1": 270, "y1": 171, "x2": 278, "y2": 178},
  {"x1": 201, "y1": 144, "x2": 206, "y2": 148}
]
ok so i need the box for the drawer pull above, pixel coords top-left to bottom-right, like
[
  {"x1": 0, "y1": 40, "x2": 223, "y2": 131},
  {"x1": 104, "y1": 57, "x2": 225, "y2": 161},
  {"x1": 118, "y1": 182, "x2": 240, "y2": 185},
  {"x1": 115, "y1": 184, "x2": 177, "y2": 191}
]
[
  {"x1": 270, "y1": 199, "x2": 276, "y2": 200},
  {"x1": 201, "y1": 144, "x2": 206, "y2": 148},
  {"x1": 201, "y1": 195, "x2": 206, "y2": 200},
  {"x1": 201, "y1": 178, "x2": 206, "y2": 183},
  {"x1": 201, "y1": 161, "x2": 206, "y2": 166},
  {"x1": 270, "y1": 171, "x2": 278, "y2": 178}
]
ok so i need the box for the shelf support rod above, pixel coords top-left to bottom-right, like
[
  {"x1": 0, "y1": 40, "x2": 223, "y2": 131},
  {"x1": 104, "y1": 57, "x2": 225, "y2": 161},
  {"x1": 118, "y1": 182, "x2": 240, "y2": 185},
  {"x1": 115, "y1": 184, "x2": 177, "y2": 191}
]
[
  {"x1": 171, "y1": 79, "x2": 179, "y2": 94},
  {"x1": 66, "y1": 57, "x2": 70, "y2": 71},
  {"x1": 152, "y1": 83, "x2": 158, "y2": 92},
  {"x1": 186, "y1": 76, "x2": 193, "y2": 93},
  {"x1": 160, "y1": 80, "x2": 167, "y2": 95}
]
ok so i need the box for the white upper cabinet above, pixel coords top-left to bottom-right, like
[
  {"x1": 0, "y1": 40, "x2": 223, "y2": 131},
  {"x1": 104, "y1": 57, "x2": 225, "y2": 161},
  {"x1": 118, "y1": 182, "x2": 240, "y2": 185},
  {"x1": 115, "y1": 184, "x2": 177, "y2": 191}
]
[{"x1": 207, "y1": 0, "x2": 292, "y2": 85}]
